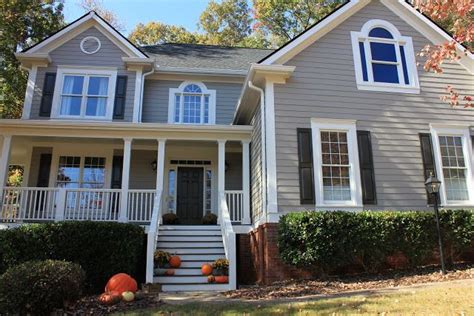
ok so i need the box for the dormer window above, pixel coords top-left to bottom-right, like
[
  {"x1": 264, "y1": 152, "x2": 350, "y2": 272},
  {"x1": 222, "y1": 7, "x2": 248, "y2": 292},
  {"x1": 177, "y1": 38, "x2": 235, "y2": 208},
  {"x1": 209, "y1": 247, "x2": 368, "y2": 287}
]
[
  {"x1": 168, "y1": 82, "x2": 216, "y2": 124},
  {"x1": 351, "y1": 20, "x2": 419, "y2": 94}
]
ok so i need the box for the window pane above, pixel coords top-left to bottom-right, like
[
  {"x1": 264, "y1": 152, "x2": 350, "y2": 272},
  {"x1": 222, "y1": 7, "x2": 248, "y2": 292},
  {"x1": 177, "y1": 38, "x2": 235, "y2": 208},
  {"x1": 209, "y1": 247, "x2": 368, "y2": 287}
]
[
  {"x1": 372, "y1": 63, "x2": 399, "y2": 83},
  {"x1": 168, "y1": 170, "x2": 176, "y2": 212},
  {"x1": 174, "y1": 95, "x2": 180, "y2": 122},
  {"x1": 370, "y1": 42, "x2": 397, "y2": 62},
  {"x1": 368, "y1": 27, "x2": 393, "y2": 39},
  {"x1": 205, "y1": 170, "x2": 212, "y2": 212},
  {"x1": 83, "y1": 157, "x2": 106, "y2": 188},
  {"x1": 88, "y1": 77, "x2": 109, "y2": 96},
  {"x1": 439, "y1": 136, "x2": 469, "y2": 201},
  {"x1": 62, "y1": 76, "x2": 84, "y2": 94},
  {"x1": 359, "y1": 42, "x2": 368, "y2": 82},
  {"x1": 400, "y1": 46, "x2": 410, "y2": 85},
  {"x1": 183, "y1": 84, "x2": 202, "y2": 93},
  {"x1": 183, "y1": 95, "x2": 201, "y2": 123},
  {"x1": 204, "y1": 95, "x2": 209, "y2": 123},
  {"x1": 60, "y1": 96, "x2": 82, "y2": 115},
  {"x1": 86, "y1": 97, "x2": 107, "y2": 116},
  {"x1": 57, "y1": 156, "x2": 81, "y2": 187}
]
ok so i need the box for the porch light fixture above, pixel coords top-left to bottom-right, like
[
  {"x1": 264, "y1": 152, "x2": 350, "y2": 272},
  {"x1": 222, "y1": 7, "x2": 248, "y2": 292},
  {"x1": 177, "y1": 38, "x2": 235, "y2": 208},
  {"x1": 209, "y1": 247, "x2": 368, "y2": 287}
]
[
  {"x1": 151, "y1": 160, "x2": 157, "y2": 171},
  {"x1": 424, "y1": 173, "x2": 446, "y2": 274}
]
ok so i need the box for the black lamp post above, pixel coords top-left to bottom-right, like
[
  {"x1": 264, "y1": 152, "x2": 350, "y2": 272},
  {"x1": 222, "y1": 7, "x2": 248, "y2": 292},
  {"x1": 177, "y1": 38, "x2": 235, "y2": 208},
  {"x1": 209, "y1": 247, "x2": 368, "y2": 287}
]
[{"x1": 424, "y1": 173, "x2": 446, "y2": 274}]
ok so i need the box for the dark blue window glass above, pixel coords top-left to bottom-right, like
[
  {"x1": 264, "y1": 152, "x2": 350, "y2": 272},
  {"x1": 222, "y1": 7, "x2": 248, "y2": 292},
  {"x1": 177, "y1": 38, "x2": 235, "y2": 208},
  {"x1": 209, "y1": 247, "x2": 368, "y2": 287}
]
[
  {"x1": 399, "y1": 46, "x2": 409, "y2": 85},
  {"x1": 359, "y1": 42, "x2": 368, "y2": 81},
  {"x1": 368, "y1": 27, "x2": 393, "y2": 39},
  {"x1": 370, "y1": 42, "x2": 397, "y2": 62},
  {"x1": 372, "y1": 64, "x2": 399, "y2": 83}
]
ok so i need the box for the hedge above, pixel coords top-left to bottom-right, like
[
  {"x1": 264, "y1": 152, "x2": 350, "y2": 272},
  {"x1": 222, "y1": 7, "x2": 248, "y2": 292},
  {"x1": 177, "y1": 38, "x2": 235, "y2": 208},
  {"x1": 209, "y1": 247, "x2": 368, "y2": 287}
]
[
  {"x1": 278, "y1": 209, "x2": 473, "y2": 273},
  {"x1": 0, "y1": 221, "x2": 145, "y2": 293}
]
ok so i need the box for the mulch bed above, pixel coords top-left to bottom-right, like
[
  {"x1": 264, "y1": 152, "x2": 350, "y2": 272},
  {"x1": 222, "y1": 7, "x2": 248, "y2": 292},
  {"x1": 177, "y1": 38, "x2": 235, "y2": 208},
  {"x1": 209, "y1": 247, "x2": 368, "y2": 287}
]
[{"x1": 224, "y1": 263, "x2": 474, "y2": 300}]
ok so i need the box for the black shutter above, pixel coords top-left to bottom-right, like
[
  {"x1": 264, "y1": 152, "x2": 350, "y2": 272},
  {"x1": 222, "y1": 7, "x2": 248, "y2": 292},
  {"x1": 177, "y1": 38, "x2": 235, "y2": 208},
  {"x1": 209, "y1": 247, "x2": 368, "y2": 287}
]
[
  {"x1": 39, "y1": 73, "x2": 56, "y2": 117},
  {"x1": 357, "y1": 131, "x2": 377, "y2": 205},
  {"x1": 419, "y1": 133, "x2": 437, "y2": 205},
  {"x1": 36, "y1": 153, "x2": 52, "y2": 187},
  {"x1": 111, "y1": 155, "x2": 123, "y2": 189},
  {"x1": 297, "y1": 128, "x2": 315, "y2": 204},
  {"x1": 113, "y1": 76, "x2": 127, "y2": 119}
]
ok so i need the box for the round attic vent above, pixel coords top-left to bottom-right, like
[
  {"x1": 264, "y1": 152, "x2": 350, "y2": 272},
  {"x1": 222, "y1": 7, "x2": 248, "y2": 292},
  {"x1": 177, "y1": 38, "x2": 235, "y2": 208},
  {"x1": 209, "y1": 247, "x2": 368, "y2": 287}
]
[{"x1": 80, "y1": 36, "x2": 101, "y2": 54}]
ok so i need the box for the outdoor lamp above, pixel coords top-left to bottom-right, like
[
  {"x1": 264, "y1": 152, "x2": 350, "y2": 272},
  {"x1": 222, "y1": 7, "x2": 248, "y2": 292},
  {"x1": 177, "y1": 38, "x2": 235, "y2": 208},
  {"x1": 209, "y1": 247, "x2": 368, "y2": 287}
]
[
  {"x1": 151, "y1": 160, "x2": 157, "y2": 171},
  {"x1": 424, "y1": 174, "x2": 441, "y2": 194}
]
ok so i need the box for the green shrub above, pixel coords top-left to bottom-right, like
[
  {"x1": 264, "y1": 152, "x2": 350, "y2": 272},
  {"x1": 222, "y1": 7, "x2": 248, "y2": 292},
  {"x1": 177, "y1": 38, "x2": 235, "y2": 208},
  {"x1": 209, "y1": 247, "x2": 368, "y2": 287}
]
[
  {"x1": 0, "y1": 260, "x2": 85, "y2": 314},
  {"x1": 278, "y1": 210, "x2": 474, "y2": 273},
  {"x1": 0, "y1": 221, "x2": 145, "y2": 293}
]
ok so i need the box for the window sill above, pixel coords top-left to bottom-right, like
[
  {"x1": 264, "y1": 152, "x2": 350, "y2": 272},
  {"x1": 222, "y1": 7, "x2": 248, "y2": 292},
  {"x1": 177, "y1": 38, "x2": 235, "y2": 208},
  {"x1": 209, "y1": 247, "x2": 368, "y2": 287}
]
[
  {"x1": 356, "y1": 82, "x2": 420, "y2": 94},
  {"x1": 51, "y1": 116, "x2": 113, "y2": 122},
  {"x1": 441, "y1": 201, "x2": 474, "y2": 208}
]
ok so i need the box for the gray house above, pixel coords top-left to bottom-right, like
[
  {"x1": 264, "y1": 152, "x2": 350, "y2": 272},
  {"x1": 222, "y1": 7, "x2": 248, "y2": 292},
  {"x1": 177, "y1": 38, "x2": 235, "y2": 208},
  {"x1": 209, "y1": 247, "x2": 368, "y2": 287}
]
[{"x1": 1, "y1": 0, "x2": 473, "y2": 290}]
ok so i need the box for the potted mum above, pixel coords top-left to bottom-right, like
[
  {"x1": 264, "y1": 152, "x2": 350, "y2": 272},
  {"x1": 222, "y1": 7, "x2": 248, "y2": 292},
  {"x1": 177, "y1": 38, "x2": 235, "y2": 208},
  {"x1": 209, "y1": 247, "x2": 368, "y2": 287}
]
[
  {"x1": 154, "y1": 250, "x2": 171, "y2": 275},
  {"x1": 211, "y1": 258, "x2": 229, "y2": 283}
]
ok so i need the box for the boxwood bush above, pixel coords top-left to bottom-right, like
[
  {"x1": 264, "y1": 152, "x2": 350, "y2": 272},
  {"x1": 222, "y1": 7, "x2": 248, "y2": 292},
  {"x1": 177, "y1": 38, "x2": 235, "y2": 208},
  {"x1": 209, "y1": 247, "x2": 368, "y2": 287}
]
[
  {"x1": 0, "y1": 221, "x2": 145, "y2": 293},
  {"x1": 0, "y1": 260, "x2": 85, "y2": 314},
  {"x1": 278, "y1": 209, "x2": 473, "y2": 273}
]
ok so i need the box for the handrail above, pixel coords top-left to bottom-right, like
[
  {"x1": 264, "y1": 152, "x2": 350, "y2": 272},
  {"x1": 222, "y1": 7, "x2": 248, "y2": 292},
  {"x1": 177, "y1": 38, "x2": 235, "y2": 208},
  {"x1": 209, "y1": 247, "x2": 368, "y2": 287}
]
[
  {"x1": 145, "y1": 189, "x2": 162, "y2": 284},
  {"x1": 218, "y1": 191, "x2": 237, "y2": 290}
]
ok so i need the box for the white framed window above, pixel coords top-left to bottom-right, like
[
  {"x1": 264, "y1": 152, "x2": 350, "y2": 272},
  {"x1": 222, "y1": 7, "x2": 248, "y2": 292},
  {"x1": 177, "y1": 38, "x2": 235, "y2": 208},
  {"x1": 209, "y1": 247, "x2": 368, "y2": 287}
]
[
  {"x1": 51, "y1": 67, "x2": 117, "y2": 120},
  {"x1": 430, "y1": 125, "x2": 474, "y2": 206},
  {"x1": 168, "y1": 81, "x2": 216, "y2": 124},
  {"x1": 351, "y1": 19, "x2": 419, "y2": 94},
  {"x1": 311, "y1": 118, "x2": 363, "y2": 208}
]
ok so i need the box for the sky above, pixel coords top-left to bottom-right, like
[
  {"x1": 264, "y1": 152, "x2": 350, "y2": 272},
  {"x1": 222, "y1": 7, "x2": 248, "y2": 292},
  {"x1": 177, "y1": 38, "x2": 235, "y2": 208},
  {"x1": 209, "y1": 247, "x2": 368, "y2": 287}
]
[{"x1": 64, "y1": 0, "x2": 212, "y2": 35}]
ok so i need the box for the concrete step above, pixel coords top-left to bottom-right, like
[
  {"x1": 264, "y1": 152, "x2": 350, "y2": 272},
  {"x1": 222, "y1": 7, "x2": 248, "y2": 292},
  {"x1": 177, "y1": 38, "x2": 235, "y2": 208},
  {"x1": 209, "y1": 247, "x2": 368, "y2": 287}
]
[
  {"x1": 160, "y1": 225, "x2": 220, "y2": 231},
  {"x1": 161, "y1": 283, "x2": 229, "y2": 292},
  {"x1": 159, "y1": 230, "x2": 221, "y2": 236},
  {"x1": 157, "y1": 241, "x2": 224, "y2": 248},
  {"x1": 159, "y1": 236, "x2": 223, "y2": 242}
]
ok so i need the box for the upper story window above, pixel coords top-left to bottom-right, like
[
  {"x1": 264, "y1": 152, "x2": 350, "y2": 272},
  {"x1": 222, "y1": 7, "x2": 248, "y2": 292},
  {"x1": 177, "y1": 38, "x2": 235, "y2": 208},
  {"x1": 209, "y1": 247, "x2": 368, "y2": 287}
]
[
  {"x1": 52, "y1": 67, "x2": 117, "y2": 120},
  {"x1": 351, "y1": 20, "x2": 420, "y2": 94},
  {"x1": 168, "y1": 82, "x2": 216, "y2": 124}
]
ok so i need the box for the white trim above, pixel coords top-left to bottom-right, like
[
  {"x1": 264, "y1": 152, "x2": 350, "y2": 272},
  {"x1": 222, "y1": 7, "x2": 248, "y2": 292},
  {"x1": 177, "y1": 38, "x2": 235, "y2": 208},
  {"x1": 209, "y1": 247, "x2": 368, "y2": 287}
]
[
  {"x1": 264, "y1": 80, "x2": 278, "y2": 213},
  {"x1": 51, "y1": 67, "x2": 118, "y2": 121},
  {"x1": 351, "y1": 20, "x2": 420, "y2": 94},
  {"x1": 21, "y1": 65, "x2": 38, "y2": 120},
  {"x1": 133, "y1": 69, "x2": 143, "y2": 123},
  {"x1": 119, "y1": 138, "x2": 132, "y2": 222},
  {"x1": 241, "y1": 140, "x2": 251, "y2": 225},
  {"x1": 167, "y1": 81, "x2": 216, "y2": 125},
  {"x1": 311, "y1": 118, "x2": 363, "y2": 208},
  {"x1": 0, "y1": 135, "x2": 12, "y2": 193},
  {"x1": 80, "y1": 36, "x2": 101, "y2": 55},
  {"x1": 430, "y1": 125, "x2": 474, "y2": 207}
]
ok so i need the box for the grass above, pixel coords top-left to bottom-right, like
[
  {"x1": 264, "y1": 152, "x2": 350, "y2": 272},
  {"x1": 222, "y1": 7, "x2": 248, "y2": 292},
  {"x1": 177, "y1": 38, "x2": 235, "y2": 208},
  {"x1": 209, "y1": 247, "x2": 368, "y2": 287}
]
[{"x1": 120, "y1": 280, "x2": 473, "y2": 315}]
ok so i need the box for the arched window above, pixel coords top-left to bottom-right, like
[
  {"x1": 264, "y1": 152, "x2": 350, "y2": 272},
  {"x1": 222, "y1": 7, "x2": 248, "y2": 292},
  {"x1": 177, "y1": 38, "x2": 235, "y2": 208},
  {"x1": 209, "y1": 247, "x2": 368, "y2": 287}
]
[
  {"x1": 351, "y1": 20, "x2": 419, "y2": 93},
  {"x1": 168, "y1": 82, "x2": 216, "y2": 124}
]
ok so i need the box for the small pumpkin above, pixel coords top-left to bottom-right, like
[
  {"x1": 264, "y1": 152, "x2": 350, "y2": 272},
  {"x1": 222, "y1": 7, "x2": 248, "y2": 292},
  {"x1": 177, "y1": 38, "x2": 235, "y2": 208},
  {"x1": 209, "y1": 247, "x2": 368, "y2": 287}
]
[
  {"x1": 165, "y1": 269, "x2": 175, "y2": 276},
  {"x1": 207, "y1": 275, "x2": 215, "y2": 283},
  {"x1": 105, "y1": 273, "x2": 138, "y2": 294},
  {"x1": 169, "y1": 255, "x2": 181, "y2": 268},
  {"x1": 214, "y1": 276, "x2": 229, "y2": 284},
  {"x1": 98, "y1": 292, "x2": 121, "y2": 305},
  {"x1": 122, "y1": 291, "x2": 135, "y2": 302},
  {"x1": 201, "y1": 263, "x2": 213, "y2": 276}
]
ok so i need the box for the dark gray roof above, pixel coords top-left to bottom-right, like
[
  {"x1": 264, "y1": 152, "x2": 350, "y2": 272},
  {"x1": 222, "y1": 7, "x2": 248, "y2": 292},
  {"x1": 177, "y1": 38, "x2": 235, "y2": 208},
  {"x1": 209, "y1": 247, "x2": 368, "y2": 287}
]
[{"x1": 141, "y1": 43, "x2": 273, "y2": 73}]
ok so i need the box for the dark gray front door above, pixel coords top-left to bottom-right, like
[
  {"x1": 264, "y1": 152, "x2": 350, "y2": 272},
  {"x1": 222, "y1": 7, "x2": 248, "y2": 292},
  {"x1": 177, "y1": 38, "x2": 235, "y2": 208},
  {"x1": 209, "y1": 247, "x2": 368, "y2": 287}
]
[{"x1": 177, "y1": 167, "x2": 204, "y2": 225}]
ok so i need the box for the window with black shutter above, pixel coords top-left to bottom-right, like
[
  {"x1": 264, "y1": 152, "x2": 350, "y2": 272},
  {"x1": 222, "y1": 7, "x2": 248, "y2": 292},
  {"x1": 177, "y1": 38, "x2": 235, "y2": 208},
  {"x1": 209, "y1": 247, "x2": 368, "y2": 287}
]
[
  {"x1": 39, "y1": 73, "x2": 56, "y2": 117},
  {"x1": 357, "y1": 131, "x2": 377, "y2": 205},
  {"x1": 297, "y1": 128, "x2": 315, "y2": 204},
  {"x1": 113, "y1": 76, "x2": 127, "y2": 119}
]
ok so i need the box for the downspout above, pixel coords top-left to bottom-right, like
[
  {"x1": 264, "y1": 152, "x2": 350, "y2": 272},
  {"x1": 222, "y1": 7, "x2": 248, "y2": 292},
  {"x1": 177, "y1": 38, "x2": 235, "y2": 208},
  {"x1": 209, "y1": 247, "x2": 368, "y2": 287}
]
[
  {"x1": 247, "y1": 81, "x2": 267, "y2": 225},
  {"x1": 138, "y1": 66, "x2": 155, "y2": 122}
]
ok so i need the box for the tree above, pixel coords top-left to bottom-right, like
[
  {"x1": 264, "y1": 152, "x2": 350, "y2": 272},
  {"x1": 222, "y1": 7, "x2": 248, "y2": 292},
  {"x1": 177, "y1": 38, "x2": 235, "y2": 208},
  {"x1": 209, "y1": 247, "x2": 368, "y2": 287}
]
[
  {"x1": 0, "y1": 0, "x2": 64, "y2": 119},
  {"x1": 129, "y1": 22, "x2": 202, "y2": 46},
  {"x1": 413, "y1": 0, "x2": 473, "y2": 107},
  {"x1": 253, "y1": 0, "x2": 346, "y2": 47},
  {"x1": 79, "y1": 0, "x2": 124, "y2": 31}
]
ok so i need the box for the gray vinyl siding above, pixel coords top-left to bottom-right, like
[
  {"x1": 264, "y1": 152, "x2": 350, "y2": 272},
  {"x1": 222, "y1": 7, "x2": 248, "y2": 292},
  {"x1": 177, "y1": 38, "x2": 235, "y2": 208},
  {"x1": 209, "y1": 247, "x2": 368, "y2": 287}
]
[
  {"x1": 250, "y1": 106, "x2": 263, "y2": 221},
  {"x1": 141, "y1": 80, "x2": 241, "y2": 124},
  {"x1": 274, "y1": 0, "x2": 474, "y2": 212},
  {"x1": 28, "y1": 147, "x2": 52, "y2": 187},
  {"x1": 225, "y1": 153, "x2": 243, "y2": 190},
  {"x1": 30, "y1": 26, "x2": 136, "y2": 121},
  {"x1": 129, "y1": 150, "x2": 157, "y2": 189}
]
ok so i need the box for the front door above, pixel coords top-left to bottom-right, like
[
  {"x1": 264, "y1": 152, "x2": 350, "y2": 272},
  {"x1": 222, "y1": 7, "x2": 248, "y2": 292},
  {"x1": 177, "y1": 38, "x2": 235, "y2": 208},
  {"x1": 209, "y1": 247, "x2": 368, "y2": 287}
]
[{"x1": 177, "y1": 167, "x2": 204, "y2": 225}]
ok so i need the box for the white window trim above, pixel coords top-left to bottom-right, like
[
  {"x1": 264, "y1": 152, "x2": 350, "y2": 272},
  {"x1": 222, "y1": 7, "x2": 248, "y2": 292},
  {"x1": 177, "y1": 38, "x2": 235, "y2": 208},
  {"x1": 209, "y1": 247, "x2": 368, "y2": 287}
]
[
  {"x1": 51, "y1": 67, "x2": 118, "y2": 121},
  {"x1": 351, "y1": 19, "x2": 420, "y2": 94},
  {"x1": 430, "y1": 124, "x2": 474, "y2": 207},
  {"x1": 311, "y1": 118, "x2": 363, "y2": 208},
  {"x1": 167, "y1": 81, "x2": 216, "y2": 125},
  {"x1": 80, "y1": 36, "x2": 101, "y2": 55}
]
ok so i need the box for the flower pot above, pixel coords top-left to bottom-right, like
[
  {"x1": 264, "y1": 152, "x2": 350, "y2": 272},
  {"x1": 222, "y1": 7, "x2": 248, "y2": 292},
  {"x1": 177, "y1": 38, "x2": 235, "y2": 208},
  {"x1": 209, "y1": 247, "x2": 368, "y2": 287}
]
[
  {"x1": 213, "y1": 268, "x2": 228, "y2": 276},
  {"x1": 214, "y1": 276, "x2": 229, "y2": 283},
  {"x1": 154, "y1": 268, "x2": 168, "y2": 276}
]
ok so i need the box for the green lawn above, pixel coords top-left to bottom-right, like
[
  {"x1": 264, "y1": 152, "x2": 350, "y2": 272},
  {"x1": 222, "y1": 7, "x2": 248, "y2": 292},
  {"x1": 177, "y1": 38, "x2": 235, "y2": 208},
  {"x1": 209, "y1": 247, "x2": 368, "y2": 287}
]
[{"x1": 120, "y1": 280, "x2": 473, "y2": 315}]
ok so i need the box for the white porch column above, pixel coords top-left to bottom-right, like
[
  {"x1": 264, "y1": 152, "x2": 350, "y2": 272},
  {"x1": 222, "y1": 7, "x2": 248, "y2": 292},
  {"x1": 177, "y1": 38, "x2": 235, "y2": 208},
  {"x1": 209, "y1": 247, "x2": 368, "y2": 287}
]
[
  {"x1": 155, "y1": 139, "x2": 166, "y2": 192},
  {"x1": 22, "y1": 65, "x2": 38, "y2": 120},
  {"x1": 132, "y1": 69, "x2": 143, "y2": 123},
  {"x1": 218, "y1": 140, "x2": 226, "y2": 194},
  {"x1": 119, "y1": 138, "x2": 132, "y2": 222},
  {"x1": 265, "y1": 80, "x2": 278, "y2": 216},
  {"x1": 241, "y1": 140, "x2": 251, "y2": 225},
  {"x1": 0, "y1": 135, "x2": 12, "y2": 204}
]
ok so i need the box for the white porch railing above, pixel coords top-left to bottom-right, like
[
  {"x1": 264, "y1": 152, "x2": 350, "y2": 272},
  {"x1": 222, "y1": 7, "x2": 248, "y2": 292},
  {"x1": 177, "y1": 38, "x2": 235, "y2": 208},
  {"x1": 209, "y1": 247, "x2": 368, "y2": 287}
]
[
  {"x1": 0, "y1": 187, "x2": 58, "y2": 222},
  {"x1": 128, "y1": 190, "x2": 155, "y2": 223},
  {"x1": 219, "y1": 191, "x2": 237, "y2": 290},
  {"x1": 62, "y1": 188, "x2": 121, "y2": 221},
  {"x1": 145, "y1": 190, "x2": 163, "y2": 283},
  {"x1": 225, "y1": 190, "x2": 243, "y2": 223}
]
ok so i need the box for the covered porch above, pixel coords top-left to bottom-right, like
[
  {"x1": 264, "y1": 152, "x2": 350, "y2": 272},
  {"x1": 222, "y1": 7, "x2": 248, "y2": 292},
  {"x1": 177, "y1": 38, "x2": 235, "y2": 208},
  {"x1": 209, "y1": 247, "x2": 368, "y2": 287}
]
[{"x1": 0, "y1": 121, "x2": 251, "y2": 226}]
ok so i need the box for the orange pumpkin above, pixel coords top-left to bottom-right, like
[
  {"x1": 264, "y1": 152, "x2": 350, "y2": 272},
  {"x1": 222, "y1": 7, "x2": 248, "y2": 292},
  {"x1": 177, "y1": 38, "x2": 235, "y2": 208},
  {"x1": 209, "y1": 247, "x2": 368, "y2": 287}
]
[
  {"x1": 207, "y1": 275, "x2": 215, "y2": 283},
  {"x1": 214, "y1": 276, "x2": 229, "y2": 284},
  {"x1": 201, "y1": 263, "x2": 213, "y2": 276},
  {"x1": 165, "y1": 269, "x2": 175, "y2": 276},
  {"x1": 105, "y1": 273, "x2": 138, "y2": 294},
  {"x1": 98, "y1": 292, "x2": 121, "y2": 305},
  {"x1": 169, "y1": 255, "x2": 181, "y2": 268}
]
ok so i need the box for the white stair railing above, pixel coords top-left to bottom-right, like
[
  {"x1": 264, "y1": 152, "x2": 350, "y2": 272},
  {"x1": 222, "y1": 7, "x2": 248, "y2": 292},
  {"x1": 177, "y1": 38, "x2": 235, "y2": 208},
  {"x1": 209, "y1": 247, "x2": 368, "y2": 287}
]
[
  {"x1": 219, "y1": 191, "x2": 237, "y2": 290},
  {"x1": 225, "y1": 190, "x2": 243, "y2": 223},
  {"x1": 146, "y1": 189, "x2": 163, "y2": 284}
]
